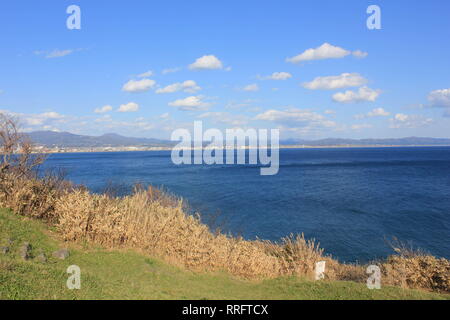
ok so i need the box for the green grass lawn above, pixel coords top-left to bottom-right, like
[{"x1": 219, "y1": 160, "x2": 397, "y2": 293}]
[{"x1": 0, "y1": 208, "x2": 448, "y2": 300}]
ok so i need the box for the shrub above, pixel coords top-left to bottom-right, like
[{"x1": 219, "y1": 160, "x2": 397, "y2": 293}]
[{"x1": 382, "y1": 254, "x2": 450, "y2": 292}]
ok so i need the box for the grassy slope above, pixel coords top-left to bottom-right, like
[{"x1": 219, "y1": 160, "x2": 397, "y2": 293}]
[{"x1": 0, "y1": 208, "x2": 448, "y2": 300}]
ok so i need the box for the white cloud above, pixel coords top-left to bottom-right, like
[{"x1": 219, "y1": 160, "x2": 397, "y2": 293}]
[
  {"x1": 137, "y1": 70, "x2": 153, "y2": 78},
  {"x1": 247, "y1": 107, "x2": 262, "y2": 113},
  {"x1": 46, "y1": 49, "x2": 74, "y2": 58},
  {"x1": 96, "y1": 116, "x2": 161, "y2": 133},
  {"x1": 198, "y1": 112, "x2": 248, "y2": 126},
  {"x1": 254, "y1": 108, "x2": 336, "y2": 130},
  {"x1": 303, "y1": 73, "x2": 367, "y2": 90},
  {"x1": 352, "y1": 50, "x2": 369, "y2": 58},
  {"x1": 428, "y1": 88, "x2": 450, "y2": 108},
  {"x1": 95, "y1": 115, "x2": 112, "y2": 123},
  {"x1": 256, "y1": 109, "x2": 323, "y2": 122},
  {"x1": 242, "y1": 84, "x2": 259, "y2": 92},
  {"x1": 41, "y1": 112, "x2": 64, "y2": 119},
  {"x1": 351, "y1": 123, "x2": 373, "y2": 130},
  {"x1": 394, "y1": 114, "x2": 409, "y2": 122},
  {"x1": 42, "y1": 126, "x2": 61, "y2": 132},
  {"x1": 287, "y1": 43, "x2": 368, "y2": 64},
  {"x1": 225, "y1": 101, "x2": 251, "y2": 109},
  {"x1": 324, "y1": 109, "x2": 336, "y2": 115},
  {"x1": 94, "y1": 105, "x2": 113, "y2": 114},
  {"x1": 162, "y1": 67, "x2": 181, "y2": 74},
  {"x1": 259, "y1": 72, "x2": 292, "y2": 80},
  {"x1": 168, "y1": 96, "x2": 211, "y2": 111},
  {"x1": 134, "y1": 118, "x2": 155, "y2": 131},
  {"x1": 355, "y1": 107, "x2": 390, "y2": 119},
  {"x1": 0, "y1": 110, "x2": 68, "y2": 129},
  {"x1": 118, "y1": 102, "x2": 139, "y2": 112},
  {"x1": 367, "y1": 107, "x2": 390, "y2": 117},
  {"x1": 189, "y1": 55, "x2": 223, "y2": 70},
  {"x1": 332, "y1": 86, "x2": 381, "y2": 103},
  {"x1": 225, "y1": 99, "x2": 259, "y2": 110},
  {"x1": 389, "y1": 113, "x2": 433, "y2": 129},
  {"x1": 25, "y1": 118, "x2": 45, "y2": 126},
  {"x1": 122, "y1": 79, "x2": 156, "y2": 93},
  {"x1": 287, "y1": 43, "x2": 349, "y2": 63},
  {"x1": 156, "y1": 80, "x2": 201, "y2": 94},
  {"x1": 1, "y1": 109, "x2": 187, "y2": 136},
  {"x1": 35, "y1": 49, "x2": 82, "y2": 59}
]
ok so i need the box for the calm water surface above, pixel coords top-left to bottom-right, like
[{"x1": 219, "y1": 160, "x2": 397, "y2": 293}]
[{"x1": 42, "y1": 147, "x2": 450, "y2": 263}]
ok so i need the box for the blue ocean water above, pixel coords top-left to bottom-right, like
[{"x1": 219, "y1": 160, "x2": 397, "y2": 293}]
[{"x1": 42, "y1": 147, "x2": 450, "y2": 263}]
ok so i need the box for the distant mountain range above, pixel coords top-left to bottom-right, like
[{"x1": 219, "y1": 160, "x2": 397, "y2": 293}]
[
  {"x1": 280, "y1": 137, "x2": 450, "y2": 146},
  {"x1": 27, "y1": 131, "x2": 450, "y2": 148},
  {"x1": 27, "y1": 131, "x2": 173, "y2": 148}
]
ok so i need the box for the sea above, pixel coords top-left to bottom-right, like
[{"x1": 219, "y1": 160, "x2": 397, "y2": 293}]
[{"x1": 41, "y1": 147, "x2": 450, "y2": 263}]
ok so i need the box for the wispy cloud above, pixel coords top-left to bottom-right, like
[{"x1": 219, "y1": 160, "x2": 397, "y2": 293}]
[
  {"x1": 198, "y1": 112, "x2": 248, "y2": 126},
  {"x1": 137, "y1": 70, "x2": 153, "y2": 78},
  {"x1": 162, "y1": 67, "x2": 181, "y2": 74},
  {"x1": 257, "y1": 72, "x2": 292, "y2": 81},
  {"x1": 94, "y1": 105, "x2": 113, "y2": 114},
  {"x1": 428, "y1": 89, "x2": 450, "y2": 117},
  {"x1": 351, "y1": 123, "x2": 373, "y2": 130},
  {"x1": 355, "y1": 108, "x2": 390, "y2": 119},
  {"x1": 352, "y1": 50, "x2": 369, "y2": 58},
  {"x1": 303, "y1": 73, "x2": 368, "y2": 90},
  {"x1": 241, "y1": 84, "x2": 259, "y2": 92},
  {"x1": 254, "y1": 108, "x2": 336, "y2": 129},
  {"x1": 156, "y1": 80, "x2": 201, "y2": 94},
  {"x1": 389, "y1": 113, "x2": 433, "y2": 129},
  {"x1": 34, "y1": 48, "x2": 82, "y2": 59}
]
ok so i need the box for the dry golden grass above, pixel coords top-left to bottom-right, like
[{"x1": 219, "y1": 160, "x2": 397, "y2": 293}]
[
  {"x1": 258, "y1": 234, "x2": 325, "y2": 278},
  {"x1": 1, "y1": 173, "x2": 449, "y2": 292},
  {"x1": 54, "y1": 187, "x2": 284, "y2": 278},
  {"x1": 0, "y1": 173, "x2": 62, "y2": 221},
  {"x1": 382, "y1": 253, "x2": 450, "y2": 292}
]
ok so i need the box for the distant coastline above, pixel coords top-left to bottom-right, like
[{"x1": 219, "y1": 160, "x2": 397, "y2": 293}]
[
  {"x1": 25, "y1": 130, "x2": 450, "y2": 154},
  {"x1": 33, "y1": 144, "x2": 450, "y2": 154}
]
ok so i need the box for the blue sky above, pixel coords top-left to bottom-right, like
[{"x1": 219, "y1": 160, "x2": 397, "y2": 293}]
[{"x1": 1, "y1": 0, "x2": 450, "y2": 139}]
